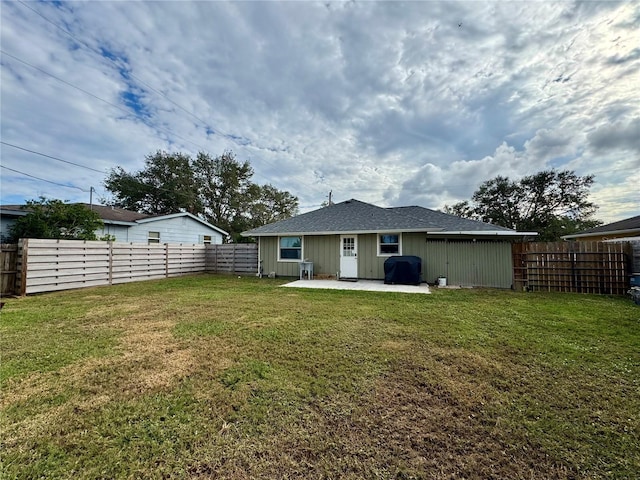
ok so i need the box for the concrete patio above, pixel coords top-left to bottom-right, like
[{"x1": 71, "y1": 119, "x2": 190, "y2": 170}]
[{"x1": 282, "y1": 279, "x2": 431, "y2": 294}]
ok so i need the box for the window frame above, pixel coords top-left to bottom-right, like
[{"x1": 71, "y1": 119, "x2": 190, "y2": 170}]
[
  {"x1": 148, "y1": 231, "x2": 161, "y2": 245},
  {"x1": 377, "y1": 233, "x2": 402, "y2": 256},
  {"x1": 278, "y1": 235, "x2": 303, "y2": 262}
]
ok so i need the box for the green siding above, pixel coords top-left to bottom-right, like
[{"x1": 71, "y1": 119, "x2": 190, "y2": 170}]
[
  {"x1": 358, "y1": 234, "x2": 385, "y2": 279},
  {"x1": 259, "y1": 235, "x2": 339, "y2": 278},
  {"x1": 305, "y1": 235, "x2": 340, "y2": 276},
  {"x1": 259, "y1": 233, "x2": 513, "y2": 287}
]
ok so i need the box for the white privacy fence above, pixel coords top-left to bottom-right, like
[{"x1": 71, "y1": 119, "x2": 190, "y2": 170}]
[{"x1": 16, "y1": 239, "x2": 257, "y2": 295}]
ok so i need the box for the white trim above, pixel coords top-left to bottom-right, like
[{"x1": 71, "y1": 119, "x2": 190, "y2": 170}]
[
  {"x1": 340, "y1": 234, "x2": 358, "y2": 278},
  {"x1": 562, "y1": 228, "x2": 640, "y2": 240},
  {"x1": 102, "y1": 220, "x2": 137, "y2": 226},
  {"x1": 277, "y1": 235, "x2": 303, "y2": 262},
  {"x1": 148, "y1": 231, "x2": 161, "y2": 244},
  {"x1": 428, "y1": 230, "x2": 538, "y2": 237},
  {"x1": 243, "y1": 228, "x2": 539, "y2": 238},
  {"x1": 243, "y1": 227, "x2": 445, "y2": 237},
  {"x1": 377, "y1": 232, "x2": 402, "y2": 257},
  {"x1": 0, "y1": 209, "x2": 29, "y2": 217},
  {"x1": 137, "y1": 212, "x2": 228, "y2": 236}
]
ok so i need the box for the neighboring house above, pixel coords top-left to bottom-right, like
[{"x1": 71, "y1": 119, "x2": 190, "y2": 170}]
[
  {"x1": 561, "y1": 214, "x2": 640, "y2": 242},
  {"x1": 562, "y1": 214, "x2": 640, "y2": 274},
  {"x1": 0, "y1": 204, "x2": 227, "y2": 244},
  {"x1": 242, "y1": 199, "x2": 536, "y2": 288}
]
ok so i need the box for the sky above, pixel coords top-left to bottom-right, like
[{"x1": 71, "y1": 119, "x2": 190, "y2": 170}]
[{"x1": 1, "y1": 0, "x2": 638, "y2": 224}]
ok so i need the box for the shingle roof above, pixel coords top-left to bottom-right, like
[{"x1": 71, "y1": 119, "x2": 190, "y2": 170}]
[
  {"x1": 564, "y1": 214, "x2": 640, "y2": 237},
  {"x1": 0, "y1": 203, "x2": 150, "y2": 223},
  {"x1": 242, "y1": 199, "x2": 518, "y2": 236},
  {"x1": 79, "y1": 204, "x2": 150, "y2": 223},
  {"x1": 389, "y1": 206, "x2": 514, "y2": 232}
]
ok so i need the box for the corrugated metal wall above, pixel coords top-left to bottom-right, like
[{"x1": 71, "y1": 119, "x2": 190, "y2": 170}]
[{"x1": 418, "y1": 238, "x2": 513, "y2": 288}]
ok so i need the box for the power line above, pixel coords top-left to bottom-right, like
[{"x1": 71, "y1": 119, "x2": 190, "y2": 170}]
[
  {"x1": 12, "y1": 1, "x2": 321, "y2": 193},
  {"x1": 1, "y1": 48, "x2": 308, "y2": 193},
  {"x1": 1, "y1": 141, "x2": 106, "y2": 173},
  {"x1": 0, "y1": 49, "x2": 211, "y2": 154},
  {"x1": 15, "y1": 0, "x2": 263, "y2": 151},
  {"x1": 1, "y1": 165, "x2": 88, "y2": 192}
]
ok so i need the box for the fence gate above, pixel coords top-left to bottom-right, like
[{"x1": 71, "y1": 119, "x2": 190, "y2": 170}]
[{"x1": 513, "y1": 241, "x2": 630, "y2": 295}]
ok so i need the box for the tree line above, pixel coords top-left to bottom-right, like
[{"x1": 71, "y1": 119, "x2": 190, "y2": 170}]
[
  {"x1": 103, "y1": 150, "x2": 298, "y2": 242},
  {"x1": 444, "y1": 170, "x2": 601, "y2": 241},
  {"x1": 8, "y1": 151, "x2": 601, "y2": 243}
]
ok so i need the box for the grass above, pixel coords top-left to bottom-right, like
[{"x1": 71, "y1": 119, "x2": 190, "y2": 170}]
[{"x1": 1, "y1": 274, "x2": 639, "y2": 479}]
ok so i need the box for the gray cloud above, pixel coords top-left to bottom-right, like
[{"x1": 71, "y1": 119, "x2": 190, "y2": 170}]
[
  {"x1": 587, "y1": 117, "x2": 640, "y2": 153},
  {"x1": 1, "y1": 1, "x2": 638, "y2": 223}
]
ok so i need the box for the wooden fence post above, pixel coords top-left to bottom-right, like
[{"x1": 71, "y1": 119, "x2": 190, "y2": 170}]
[
  {"x1": 19, "y1": 238, "x2": 28, "y2": 296},
  {"x1": 108, "y1": 241, "x2": 113, "y2": 285}
]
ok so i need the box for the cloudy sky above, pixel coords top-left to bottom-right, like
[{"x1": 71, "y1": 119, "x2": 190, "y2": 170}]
[{"x1": 1, "y1": 0, "x2": 638, "y2": 223}]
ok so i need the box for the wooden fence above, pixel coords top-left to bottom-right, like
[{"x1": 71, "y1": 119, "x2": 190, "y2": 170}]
[
  {"x1": 13, "y1": 239, "x2": 258, "y2": 295},
  {"x1": 206, "y1": 243, "x2": 259, "y2": 274},
  {"x1": 513, "y1": 241, "x2": 631, "y2": 295},
  {"x1": 1, "y1": 243, "x2": 18, "y2": 296}
]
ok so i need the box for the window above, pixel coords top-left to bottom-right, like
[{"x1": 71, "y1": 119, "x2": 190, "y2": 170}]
[
  {"x1": 378, "y1": 233, "x2": 401, "y2": 256},
  {"x1": 279, "y1": 236, "x2": 302, "y2": 261},
  {"x1": 202, "y1": 235, "x2": 212, "y2": 245},
  {"x1": 148, "y1": 231, "x2": 161, "y2": 244}
]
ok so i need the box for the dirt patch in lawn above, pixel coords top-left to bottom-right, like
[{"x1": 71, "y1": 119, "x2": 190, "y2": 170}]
[
  {"x1": 3, "y1": 315, "x2": 194, "y2": 406},
  {"x1": 190, "y1": 353, "x2": 573, "y2": 479}
]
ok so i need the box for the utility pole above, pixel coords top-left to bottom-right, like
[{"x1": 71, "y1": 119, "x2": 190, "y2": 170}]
[
  {"x1": 328, "y1": 190, "x2": 333, "y2": 205},
  {"x1": 89, "y1": 186, "x2": 94, "y2": 210}
]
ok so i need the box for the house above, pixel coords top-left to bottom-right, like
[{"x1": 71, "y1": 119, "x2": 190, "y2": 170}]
[
  {"x1": 561, "y1": 214, "x2": 640, "y2": 242},
  {"x1": 0, "y1": 204, "x2": 227, "y2": 244},
  {"x1": 562, "y1": 214, "x2": 640, "y2": 274},
  {"x1": 241, "y1": 199, "x2": 536, "y2": 288}
]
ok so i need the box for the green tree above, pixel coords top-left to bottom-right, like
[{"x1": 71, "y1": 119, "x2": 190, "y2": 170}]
[
  {"x1": 249, "y1": 184, "x2": 299, "y2": 226},
  {"x1": 9, "y1": 197, "x2": 104, "y2": 242},
  {"x1": 104, "y1": 150, "x2": 298, "y2": 241},
  {"x1": 192, "y1": 151, "x2": 256, "y2": 236},
  {"x1": 232, "y1": 184, "x2": 299, "y2": 242},
  {"x1": 444, "y1": 170, "x2": 602, "y2": 241},
  {"x1": 104, "y1": 151, "x2": 201, "y2": 215}
]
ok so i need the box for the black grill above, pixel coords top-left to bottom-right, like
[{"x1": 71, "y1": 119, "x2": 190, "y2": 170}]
[{"x1": 383, "y1": 256, "x2": 422, "y2": 285}]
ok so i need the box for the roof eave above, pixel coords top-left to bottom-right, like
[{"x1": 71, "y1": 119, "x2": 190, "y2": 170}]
[
  {"x1": 241, "y1": 227, "x2": 446, "y2": 237},
  {"x1": 562, "y1": 227, "x2": 640, "y2": 240},
  {"x1": 136, "y1": 212, "x2": 229, "y2": 236},
  {"x1": 103, "y1": 220, "x2": 137, "y2": 226},
  {"x1": 427, "y1": 230, "x2": 538, "y2": 236},
  {"x1": 0, "y1": 209, "x2": 29, "y2": 217}
]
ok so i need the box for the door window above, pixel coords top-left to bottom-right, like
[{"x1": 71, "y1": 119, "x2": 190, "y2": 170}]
[{"x1": 342, "y1": 237, "x2": 356, "y2": 256}]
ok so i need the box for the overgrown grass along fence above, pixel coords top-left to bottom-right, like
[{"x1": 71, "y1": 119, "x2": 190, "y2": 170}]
[{"x1": 10, "y1": 239, "x2": 257, "y2": 295}]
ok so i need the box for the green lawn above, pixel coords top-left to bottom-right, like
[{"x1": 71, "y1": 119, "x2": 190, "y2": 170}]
[{"x1": 1, "y1": 275, "x2": 639, "y2": 479}]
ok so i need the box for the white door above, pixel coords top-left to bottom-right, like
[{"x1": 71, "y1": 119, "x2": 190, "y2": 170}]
[{"x1": 340, "y1": 235, "x2": 358, "y2": 278}]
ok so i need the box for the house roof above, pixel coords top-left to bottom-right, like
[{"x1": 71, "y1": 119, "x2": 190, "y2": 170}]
[
  {"x1": 0, "y1": 203, "x2": 148, "y2": 223},
  {"x1": 82, "y1": 204, "x2": 150, "y2": 223},
  {"x1": 242, "y1": 199, "x2": 530, "y2": 237},
  {"x1": 0, "y1": 203, "x2": 228, "y2": 235},
  {"x1": 135, "y1": 211, "x2": 228, "y2": 236},
  {"x1": 562, "y1": 214, "x2": 640, "y2": 239},
  {"x1": 389, "y1": 206, "x2": 514, "y2": 233}
]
